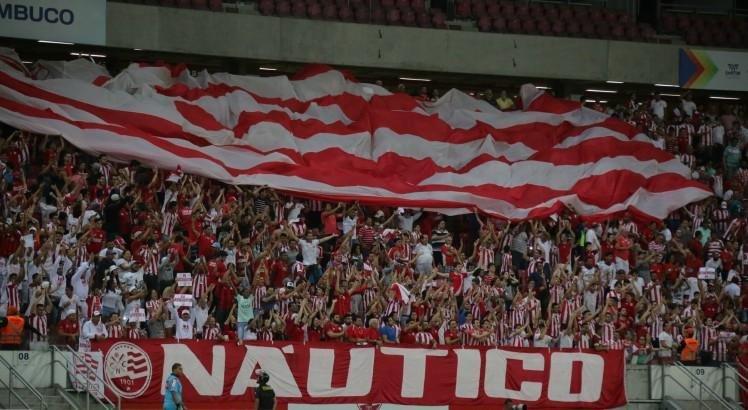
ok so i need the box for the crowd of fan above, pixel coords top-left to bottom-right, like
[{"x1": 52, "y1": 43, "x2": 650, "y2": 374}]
[{"x1": 0, "y1": 88, "x2": 747, "y2": 366}]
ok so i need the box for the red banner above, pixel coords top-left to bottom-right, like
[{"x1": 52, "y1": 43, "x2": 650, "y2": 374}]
[{"x1": 90, "y1": 340, "x2": 626, "y2": 409}]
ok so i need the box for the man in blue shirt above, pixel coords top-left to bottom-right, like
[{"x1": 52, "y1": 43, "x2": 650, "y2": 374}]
[{"x1": 164, "y1": 363, "x2": 186, "y2": 410}]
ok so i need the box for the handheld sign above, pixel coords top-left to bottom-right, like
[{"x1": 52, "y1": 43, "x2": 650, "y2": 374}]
[
  {"x1": 176, "y1": 272, "x2": 192, "y2": 287},
  {"x1": 698, "y1": 267, "x2": 716, "y2": 280},
  {"x1": 173, "y1": 294, "x2": 194, "y2": 307}
]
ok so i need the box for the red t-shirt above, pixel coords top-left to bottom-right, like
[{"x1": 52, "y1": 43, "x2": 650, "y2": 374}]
[
  {"x1": 169, "y1": 243, "x2": 187, "y2": 272},
  {"x1": 614, "y1": 236, "x2": 632, "y2": 260},
  {"x1": 334, "y1": 294, "x2": 351, "y2": 316},
  {"x1": 87, "y1": 228, "x2": 105, "y2": 254},
  {"x1": 324, "y1": 322, "x2": 343, "y2": 341}
]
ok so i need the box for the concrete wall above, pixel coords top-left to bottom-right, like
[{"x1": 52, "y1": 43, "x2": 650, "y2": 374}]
[{"x1": 106, "y1": 2, "x2": 682, "y2": 84}]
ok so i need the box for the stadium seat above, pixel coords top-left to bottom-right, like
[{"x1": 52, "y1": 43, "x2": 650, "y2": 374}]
[
  {"x1": 536, "y1": 18, "x2": 551, "y2": 35},
  {"x1": 507, "y1": 17, "x2": 522, "y2": 33},
  {"x1": 192, "y1": 0, "x2": 208, "y2": 9},
  {"x1": 515, "y1": 4, "x2": 529, "y2": 18},
  {"x1": 432, "y1": 11, "x2": 446, "y2": 28},
  {"x1": 566, "y1": 21, "x2": 580, "y2": 36},
  {"x1": 492, "y1": 16, "x2": 506, "y2": 32},
  {"x1": 676, "y1": 14, "x2": 691, "y2": 31},
  {"x1": 558, "y1": 5, "x2": 572, "y2": 22},
  {"x1": 477, "y1": 15, "x2": 492, "y2": 32},
  {"x1": 321, "y1": 4, "x2": 337, "y2": 19},
  {"x1": 161, "y1": 0, "x2": 176, "y2": 6},
  {"x1": 292, "y1": 1, "x2": 307, "y2": 17},
  {"x1": 685, "y1": 29, "x2": 700, "y2": 45},
  {"x1": 500, "y1": 1, "x2": 515, "y2": 18},
  {"x1": 486, "y1": 1, "x2": 500, "y2": 18},
  {"x1": 276, "y1": 0, "x2": 291, "y2": 15},
  {"x1": 416, "y1": 11, "x2": 431, "y2": 27},
  {"x1": 307, "y1": 1, "x2": 322, "y2": 18},
  {"x1": 471, "y1": 1, "x2": 487, "y2": 18},
  {"x1": 662, "y1": 13, "x2": 676, "y2": 32},
  {"x1": 402, "y1": 8, "x2": 416, "y2": 25},
  {"x1": 551, "y1": 19, "x2": 565, "y2": 36},
  {"x1": 396, "y1": 0, "x2": 409, "y2": 10},
  {"x1": 521, "y1": 18, "x2": 537, "y2": 35},
  {"x1": 176, "y1": 0, "x2": 190, "y2": 7},
  {"x1": 259, "y1": 0, "x2": 275, "y2": 14},
  {"x1": 595, "y1": 22, "x2": 610, "y2": 39},
  {"x1": 580, "y1": 22, "x2": 595, "y2": 38},
  {"x1": 386, "y1": 7, "x2": 400, "y2": 24},
  {"x1": 381, "y1": 0, "x2": 395, "y2": 8},
  {"x1": 624, "y1": 25, "x2": 640, "y2": 41},
  {"x1": 574, "y1": 6, "x2": 590, "y2": 21},
  {"x1": 371, "y1": 7, "x2": 386, "y2": 24},
  {"x1": 410, "y1": 0, "x2": 425, "y2": 12},
  {"x1": 528, "y1": 3, "x2": 543, "y2": 19},
  {"x1": 455, "y1": 0, "x2": 471, "y2": 19},
  {"x1": 610, "y1": 24, "x2": 624, "y2": 40},
  {"x1": 354, "y1": 6, "x2": 369, "y2": 22},
  {"x1": 338, "y1": 5, "x2": 354, "y2": 21}
]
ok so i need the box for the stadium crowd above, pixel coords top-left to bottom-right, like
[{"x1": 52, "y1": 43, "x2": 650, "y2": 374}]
[{"x1": 0, "y1": 87, "x2": 747, "y2": 367}]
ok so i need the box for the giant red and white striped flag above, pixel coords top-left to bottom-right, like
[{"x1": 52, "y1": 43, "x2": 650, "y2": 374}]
[{"x1": 0, "y1": 53, "x2": 711, "y2": 220}]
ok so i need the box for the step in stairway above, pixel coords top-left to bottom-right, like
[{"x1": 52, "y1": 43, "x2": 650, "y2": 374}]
[
  {"x1": 0, "y1": 387, "x2": 73, "y2": 410},
  {"x1": 663, "y1": 397, "x2": 742, "y2": 410}
]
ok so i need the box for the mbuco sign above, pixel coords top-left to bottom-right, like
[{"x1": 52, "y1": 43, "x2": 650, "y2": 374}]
[
  {"x1": 0, "y1": 0, "x2": 105, "y2": 45},
  {"x1": 87, "y1": 340, "x2": 627, "y2": 409}
]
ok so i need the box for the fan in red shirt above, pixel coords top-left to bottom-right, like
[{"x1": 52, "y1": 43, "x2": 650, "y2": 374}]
[
  {"x1": 86, "y1": 218, "x2": 106, "y2": 254},
  {"x1": 324, "y1": 314, "x2": 345, "y2": 342},
  {"x1": 443, "y1": 320, "x2": 460, "y2": 345},
  {"x1": 345, "y1": 317, "x2": 367, "y2": 344}
]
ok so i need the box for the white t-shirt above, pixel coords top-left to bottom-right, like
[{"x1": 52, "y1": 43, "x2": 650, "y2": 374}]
[
  {"x1": 533, "y1": 332, "x2": 552, "y2": 348},
  {"x1": 681, "y1": 99, "x2": 697, "y2": 117},
  {"x1": 559, "y1": 333, "x2": 574, "y2": 348},
  {"x1": 724, "y1": 283, "x2": 741, "y2": 298},
  {"x1": 298, "y1": 239, "x2": 320, "y2": 266},
  {"x1": 175, "y1": 316, "x2": 194, "y2": 340},
  {"x1": 413, "y1": 243, "x2": 433, "y2": 265},
  {"x1": 658, "y1": 331, "x2": 673, "y2": 357},
  {"x1": 650, "y1": 99, "x2": 667, "y2": 119}
]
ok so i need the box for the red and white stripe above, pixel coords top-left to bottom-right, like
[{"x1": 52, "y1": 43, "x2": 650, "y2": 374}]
[
  {"x1": 29, "y1": 314, "x2": 48, "y2": 342},
  {"x1": 0, "y1": 61, "x2": 711, "y2": 220}
]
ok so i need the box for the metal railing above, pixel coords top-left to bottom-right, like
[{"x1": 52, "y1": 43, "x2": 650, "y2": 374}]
[
  {"x1": 0, "y1": 354, "x2": 48, "y2": 410},
  {"x1": 49, "y1": 345, "x2": 121, "y2": 410},
  {"x1": 668, "y1": 362, "x2": 737, "y2": 409},
  {"x1": 721, "y1": 363, "x2": 748, "y2": 402}
]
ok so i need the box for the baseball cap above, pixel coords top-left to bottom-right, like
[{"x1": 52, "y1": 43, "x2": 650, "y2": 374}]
[{"x1": 92, "y1": 310, "x2": 101, "y2": 316}]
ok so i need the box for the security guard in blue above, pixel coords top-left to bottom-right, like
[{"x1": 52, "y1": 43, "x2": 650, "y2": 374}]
[
  {"x1": 254, "y1": 370, "x2": 276, "y2": 410},
  {"x1": 164, "y1": 363, "x2": 186, "y2": 410}
]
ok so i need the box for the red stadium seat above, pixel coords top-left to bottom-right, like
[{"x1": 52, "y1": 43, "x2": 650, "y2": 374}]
[
  {"x1": 728, "y1": 31, "x2": 743, "y2": 48},
  {"x1": 492, "y1": 16, "x2": 506, "y2": 32},
  {"x1": 432, "y1": 11, "x2": 446, "y2": 28},
  {"x1": 699, "y1": 30, "x2": 714, "y2": 46},
  {"x1": 515, "y1": 4, "x2": 529, "y2": 18},
  {"x1": 259, "y1": 0, "x2": 275, "y2": 14},
  {"x1": 618, "y1": 13, "x2": 630, "y2": 25},
  {"x1": 500, "y1": 2, "x2": 515, "y2": 18},
  {"x1": 610, "y1": 24, "x2": 624, "y2": 39},
  {"x1": 529, "y1": 3, "x2": 543, "y2": 19},
  {"x1": 558, "y1": 5, "x2": 572, "y2": 22},
  {"x1": 321, "y1": 4, "x2": 337, "y2": 19},
  {"x1": 401, "y1": 8, "x2": 416, "y2": 25},
  {"x1": 410, "y1": 0, "x2": 425, "y2": 12},
  {"x1": 574, "y1": 6, "x2": 590, "y2": 21},
  {"x1": 371, "y1": 6, "x2": 386, "y2": 23},
  {"x1": 595, "y1": 23, "x2": 610, "y2": 39},
  {"x1": 292, "y1": 1, "x2": 306, "y2": 17},
  {"x1": 192, "y1": 0, "x2": 208, "y2": 9},
  {"x1": 624, "y1": 25, "x2": 640, "y2": 41},
  {"x1": 176, "y1": 0, "x2": 190, "y2": 7},
  {"x1": 712, "y1": 29, "x2": 727, "y2": 46},
  {"x1": 486, "y1": 1, "x2": 500, "y2": 17},
  {"x1": 580, "y1": 22, "x2": 595, "y2": 38},
  {"x1": 161, "y1": 0, "x2": 176, "y2": 6},
  {"x1": 471, "y1": 1, "x2": 486, "y2": 18},
  {"x1": 662, "y1": 13, "x2": 676, "y2": 32},
  {"x1": 395, "y1": 0, "x2": 409, "y2": 10},
  {"x1": 536, "y1": 18, "x2": 551, "y2": 35},
  {"x1": 381, "y1": 0, "x2": 395, "y2": 8},
  {"x1": 208, "y1": 0, "x2": 222, "y2": 10},
  {"x1": 566, "y1": 21, "x2": 580, "y2": 36},
  {"x1": 507, "y1": 17, "x2": 522, "y2": 33},
  {"x1": 551, "y1": 19, "x2": 565, "y2": 36},
  {"x1": 386, "y1": 7, "x2": 400, "y2": 24},
  {"x1": 416, "y1": 11, "x2": 431, "y2": 27},
  {"x1": 685, "y1": 29, "x2": 700, "y2": 45},
  {"x1": 354, "y1": 6, "x2": 370, "y2": 22},
  {"x1": 455, "y1": 0, "x2": 471, "y2": 18},
  {"x1": 676, "y1": 14, "x2": 691, "y2": 32},
  {"x1": 307, "y1": 1, "x2": 322, "y2": 18},
  {"x1": 276, "y1": 0, "x2": 291, "y2": 15},
  {"x1": 521, "y1": 18, "x2": 537, "y2": 34},
  {"x1": 477, "y1": 15, "x2": 492, "y2": 32},
  {"x1": 338, "y1": 5, "x2": 354, "y2": 21}
]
